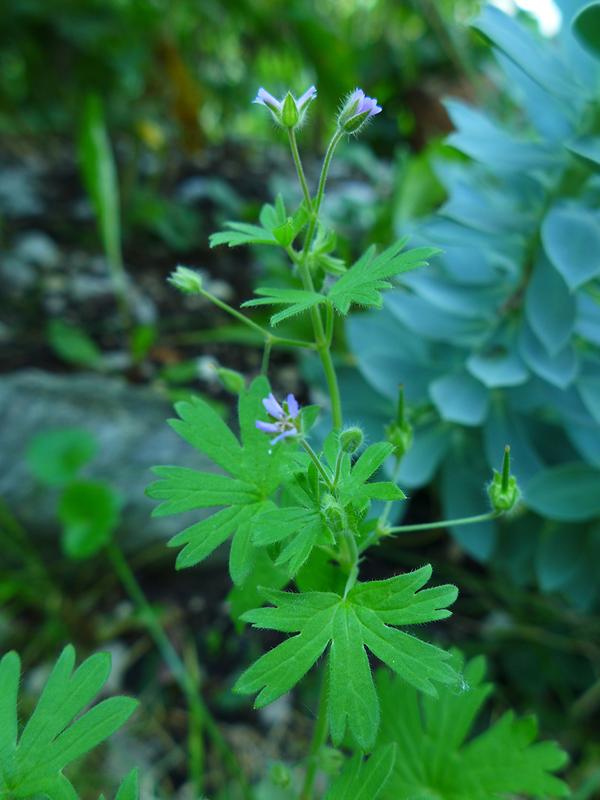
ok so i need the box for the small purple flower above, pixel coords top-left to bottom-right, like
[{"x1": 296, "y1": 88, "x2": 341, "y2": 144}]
[
  {"x1": 337, "y1": 88, "x2": 382, "y2": 134},
  {"x1": 253, "y1": 86, "x2": 317, "y2": 128},
  {"x1": 256, "y1": 392, "x2": 301, "y2": 444}
]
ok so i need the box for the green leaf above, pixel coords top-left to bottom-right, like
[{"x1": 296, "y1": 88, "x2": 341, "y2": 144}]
[
  {"x1": 338, "y1": 441, "x2": 405, "y2": 506},
  {"x1": 573, "y1": 2, "x2": 600, "y2": 59},
  {"x1": 324, "y1": 744, "x2": 397, "y2": 800},
  {"x1": 47, "y1": 319, "x2": 103, "y2": 368},
  {"x1": 114, "y1": 769, "x2": 139, "y2": 800},
  {"x1": 525, "y1": 463, "x2": 600, "y2": 521},
  {"x1": 26, "y1": 428, "x2": 97, "y2": 486},
  {"x1": 169, "y1": 394, "x2": 244, "y2": 476},
  {"x1": 58, "y1": 480, "x2": 121, "y2": 559},
  {"x1": 242, "y1": 287, "x2": 324, "y2": 326},
  {"x1": 0, "y1": 646, "x2": 137, "y2": 799},
  {"x1": 328, "y1": 241, "x2": 437, "y2": 315},
  {"x1": 148, "y1": 467, "x2": 257, "y2": 515},
  {"x1": 252, "y1": 505, "x2": 325, "y2": 574},
  {"x1": 376, "y1": 652, "x2": 569, "y2": 799},
  {"x1": 78, "y1": 94, "x2": 122, "y2": 272},
  {"x1": 235, "y1": 566, "x2": 457, "y2": 750},
  {"x1": 209, "y1": 222, "x2": 279, "y2": 248},
  {"x1": 148, "y1": 377, "x2": 296, "y2": 581}
]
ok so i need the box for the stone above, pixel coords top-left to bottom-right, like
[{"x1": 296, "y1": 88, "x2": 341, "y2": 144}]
[{"x1": 2, "y1": 370, "x2": 220, "y2": 548}]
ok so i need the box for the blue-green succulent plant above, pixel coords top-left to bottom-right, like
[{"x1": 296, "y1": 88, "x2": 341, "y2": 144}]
[{"x1": 347, "y1": 1, "x2": 600, "y2": 606}]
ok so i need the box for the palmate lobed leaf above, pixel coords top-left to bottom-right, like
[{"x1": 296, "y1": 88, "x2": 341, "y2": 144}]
[
  {"x1": 328, "y1": 240, "x2": 439, "y2": 315},
  {"x1": 375, "y1": 652, "x2": 569, "y2": 799},
  {"x1": 147, "y1": 377, "x2": 297, "y2": 582},
  {"x1": 324, "y1": 743, "x2": 397, "y2": 800},
  {"x1": 0, "y1": 646, "x2": 137, "y2": 800},
  {"x1": 242, "y1": 287, "x2": 324, "y2": 326},
  {"x1": 234, "y1": 565, "x2": 458, "y2": 750}
]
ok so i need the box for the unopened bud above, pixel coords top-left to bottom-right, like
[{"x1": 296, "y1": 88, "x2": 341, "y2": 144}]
[
  {"x1": 168, "y1": 265, "x2": 203, "y2": 294},
  {"x1": 488, "y1": 445, "x2": 520, "y2": 512},
  {"x1": 216, "y1": 367, "x2": 245, "y2": 395},
  {"x1": 385, "y1": 385, "x2": 413, "y2": 457},
  {"x1": 281, "y1": 92, "x2": 300, "y2": 128},
  {"x1": 339, "y1": 426, "x2": 364, "y2": 454}
]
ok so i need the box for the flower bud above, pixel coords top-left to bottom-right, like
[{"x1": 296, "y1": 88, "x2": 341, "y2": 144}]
[
  {"x1": 385, "y1": 385, "x2": 413, "y2": 458},
  {"x1": 488, "y1": 446, "x2": 520, "y2": 512},
  {"x1": 167, "y1": 265, "x2": 203, "y2": 295},
  {"x1": 216, "y1": 367, "x2": 245, "y2": 395},
  {"x1": 339, "y1": 426, "x2": 364, "y2": 454},
  {"x1": 281, "y1": 91, "x2": 300, "y2": 128},
  {"x1": 337, "y1": 88, "x2": 382, "y2": 134}
]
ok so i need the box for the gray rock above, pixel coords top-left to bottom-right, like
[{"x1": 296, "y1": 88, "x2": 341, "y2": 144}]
[{"x1": 2, "y1": 370, "x2": 220, "y2": 548}]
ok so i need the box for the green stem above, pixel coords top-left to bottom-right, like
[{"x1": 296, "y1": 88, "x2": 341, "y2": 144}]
[
  {"x1": 106, "y1": 542, "x2": 252, "y2": 798},
  {"x1": 288, "y1": 128, "x2": 313, "y2": 212},
  {"x1": 299, "y1": 669, "x2": 330, "y2": 800},
  {"x1": 378, "y1": 456, "x2": 403, "y2": 530},
  {"x1": 199, "y1": 287, "x2": 317, "y2": 355},
  {"x1": 387, "y1": 510, "x2": 502, "y2": 534},
  {"x1": 200, "y1": 287, "x2": 270, "y2": 338},
  {"x1": 261, "y1": 338, "x2": 272, "y2": 375},
  {"x1": 303, "y1": 130, "x2": 344, "y2": 256},
  {"x1": 302, "y1": 439, "x2": 334, "y2": 490}
]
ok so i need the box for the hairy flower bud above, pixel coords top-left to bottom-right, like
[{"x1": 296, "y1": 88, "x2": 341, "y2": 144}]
[
  {"x1": 167, "y1": 265, "x2": 203, "y2": 294},
  {"x1": 337, "y1": 88, "x2": 382, "y2": 134},
  {"x1": 339, "y1": 426, "x2": 364, "y2": 454},
  {"x1": 281, "y1": 91, "x2": 300, "y2": 128}
]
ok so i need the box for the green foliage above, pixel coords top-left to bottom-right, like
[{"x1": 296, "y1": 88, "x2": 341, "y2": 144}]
[
  {"x1": 347, "y1": 2, "x2": 600, "y2": 604},
  {"x1": 58, "y1": 480, "x2": 121, "y2": 559},
  {"x1": 374, "y1": 652, "x2": 569, "y2": 799},
  {"x1": 26, "y1": 428, "x2": 97, "y2": 486},
  {"x1": 0, "y1": 646, "x2": 137, "y2": 800},
  {"x1": 147, "y1": 376, "x2": 297, "y2": 583},
  {"x1": 210, "y1": 196, "x2": 308, "y2": 249},
  {"x1": 324, "y1": 744, "x2": 397, "y2": 799},
  {"x1": 234, "y1": 565, "x2": 458, "y2": 750},
  {"x1": 78, "y1": 94, "x2": 122, "y2": 275},
  {"x1": 243, "y1": 287, "x2": 324, "y2": 326},
  {"x1": 327, "y1": 241, "x2": 438, "y2": 315},
  {"x1": 47, "y1": 320, "x2": 103, "y2": 369}
]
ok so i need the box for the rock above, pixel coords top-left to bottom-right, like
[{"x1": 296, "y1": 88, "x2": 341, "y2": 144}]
[{"x1": 2, "y1": 370, "x2": 220, "y2": 548}]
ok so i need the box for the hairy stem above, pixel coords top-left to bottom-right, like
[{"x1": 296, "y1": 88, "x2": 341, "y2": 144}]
[
  {"x1": 387, "y1": 510, "x2": 502, "y2": 534},
  {"x1": 288, "y1": 128, "x2": 313, "y2": 211},
  {"x1": 293, "y1": 129, "x2": 345, "y2": 429},
  {"x1": 302, "y1": 439, "x2": 334, "y2": 490},
  {"x1": 299, "y1": 669, "x2": 330, "y2": 800}
]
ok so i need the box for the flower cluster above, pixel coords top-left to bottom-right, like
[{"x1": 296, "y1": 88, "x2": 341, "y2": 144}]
[
  {"x1": 255, "y1": 392, "x2": 301, "y2": 444},
  {"x1": 253, "y1": 85, "x2": 382, "y2": 135}
]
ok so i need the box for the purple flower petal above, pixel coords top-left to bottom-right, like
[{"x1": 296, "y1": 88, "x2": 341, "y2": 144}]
[
  {"x1": 271, "y1": 429, "x2": 296, "y2": 444},
  {"x1": 263, "y1": 393, "x2": 285, "y2": 419},
  {"x1": 286, "y1": 393, "x2": 300, "y2": 419},
  {"x1": 256, "y1": 420, "x2": 280, "y2": 433},
  {"x1": 253, "y1": 88, "x2": 282, "y2": 111},
  {"x1": 297, "y1": 85, "x2": 317, "y2": 111}
]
